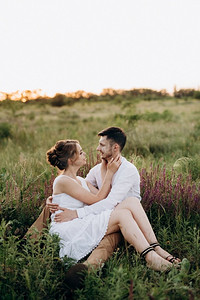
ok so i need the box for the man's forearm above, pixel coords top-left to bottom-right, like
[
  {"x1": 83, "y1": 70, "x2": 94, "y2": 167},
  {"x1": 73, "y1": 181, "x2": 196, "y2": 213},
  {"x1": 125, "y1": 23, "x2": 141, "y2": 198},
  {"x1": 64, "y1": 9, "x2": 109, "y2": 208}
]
[
  {"x1": 77, "y1": 170, "x2": 140, "y2": 218},
  {"x1": 54, "y1": 208, "x2": 78, "y2": 222}
]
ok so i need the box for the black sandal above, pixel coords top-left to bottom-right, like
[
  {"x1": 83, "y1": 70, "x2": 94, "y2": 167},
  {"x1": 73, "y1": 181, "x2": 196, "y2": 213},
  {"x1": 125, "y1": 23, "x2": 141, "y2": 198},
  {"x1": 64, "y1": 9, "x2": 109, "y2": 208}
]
[
  {"x1": 150, "y1": 242, "x2": 160, "y2": 248},
  {"x1": 140, "y1": 246, "x2": 155, "y2": 259},
  {"x1": 165, "y1": 255, "x2": 180, "y2": 264},
  {"x1": 151, "y1": 243, "x2": 180, "y2": 264}
]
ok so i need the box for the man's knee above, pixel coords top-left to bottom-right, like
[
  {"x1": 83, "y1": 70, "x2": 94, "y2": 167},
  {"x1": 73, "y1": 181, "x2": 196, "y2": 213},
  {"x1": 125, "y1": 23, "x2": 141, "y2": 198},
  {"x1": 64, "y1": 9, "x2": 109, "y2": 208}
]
[{"x1": 84, "y1": 232, "x2": 123, "y2": 267}]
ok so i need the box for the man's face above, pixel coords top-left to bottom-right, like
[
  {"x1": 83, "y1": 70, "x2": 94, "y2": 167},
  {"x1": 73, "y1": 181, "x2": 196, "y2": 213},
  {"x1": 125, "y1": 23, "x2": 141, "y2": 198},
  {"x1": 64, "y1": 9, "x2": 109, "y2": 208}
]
[{"x1": 96, "y1": 136, "x2": 113, "y2": 160}]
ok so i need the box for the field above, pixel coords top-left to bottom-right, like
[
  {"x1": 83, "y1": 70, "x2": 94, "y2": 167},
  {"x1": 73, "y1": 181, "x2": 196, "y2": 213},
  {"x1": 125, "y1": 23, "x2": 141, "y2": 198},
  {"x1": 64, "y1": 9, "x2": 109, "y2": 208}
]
[{"x1": 0, "y1": 96, "x2": 200, "y2": 299}]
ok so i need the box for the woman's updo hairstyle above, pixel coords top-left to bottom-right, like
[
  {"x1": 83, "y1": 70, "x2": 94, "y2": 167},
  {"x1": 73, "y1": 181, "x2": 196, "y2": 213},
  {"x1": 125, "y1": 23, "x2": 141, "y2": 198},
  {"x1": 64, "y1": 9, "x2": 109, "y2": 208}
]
[{"x1": 46, "y1": 140, "x2": 79, "y2": 170}]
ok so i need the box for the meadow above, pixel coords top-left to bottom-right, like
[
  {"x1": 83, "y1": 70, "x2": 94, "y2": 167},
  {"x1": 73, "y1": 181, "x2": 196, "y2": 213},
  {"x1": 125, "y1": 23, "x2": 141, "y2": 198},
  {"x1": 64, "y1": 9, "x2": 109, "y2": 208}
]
[{"x1": 0, "y1": 95, "x2": 200, "y2": 299}]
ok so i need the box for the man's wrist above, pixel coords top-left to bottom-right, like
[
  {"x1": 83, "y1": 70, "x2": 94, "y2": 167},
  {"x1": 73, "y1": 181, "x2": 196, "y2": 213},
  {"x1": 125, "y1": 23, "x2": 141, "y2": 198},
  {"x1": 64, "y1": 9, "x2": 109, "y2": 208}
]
[
  {"x1": 77, "y1": 207, "x2": 86, "y2": 218},
  {"x1": 106, "y1": 169, "x2": 113, "y2": 177},
  {"x1": 74, "y1": 210, "x2": 78, "y2": 218}
]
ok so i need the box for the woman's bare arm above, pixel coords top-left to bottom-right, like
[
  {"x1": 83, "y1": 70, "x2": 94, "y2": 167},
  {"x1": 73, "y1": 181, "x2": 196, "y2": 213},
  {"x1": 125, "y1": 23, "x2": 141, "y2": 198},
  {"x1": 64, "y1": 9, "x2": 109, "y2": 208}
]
[
  {"x1": 86, "y1": 181, "x2": 99, "y2": 194},
  {"x1": 56, "y1": 156, "x2": 121, "y2": 205}
]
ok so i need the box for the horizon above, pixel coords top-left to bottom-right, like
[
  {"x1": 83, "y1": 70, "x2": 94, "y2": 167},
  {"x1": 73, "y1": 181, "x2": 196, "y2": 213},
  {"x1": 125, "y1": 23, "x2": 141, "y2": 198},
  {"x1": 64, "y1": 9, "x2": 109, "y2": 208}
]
[
  {"x1": 1, "y1": 0, "x2": 200, "y2": 95},
  {"x1": 0, "y1": 85, "x2": 199, "y2": 102}
]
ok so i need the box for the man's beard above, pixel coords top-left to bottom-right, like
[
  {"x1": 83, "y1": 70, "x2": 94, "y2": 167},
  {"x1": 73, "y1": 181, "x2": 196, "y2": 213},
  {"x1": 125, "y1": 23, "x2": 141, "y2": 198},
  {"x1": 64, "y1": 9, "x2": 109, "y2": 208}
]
[{"x1": 101, "y1": 152, "x2": 113, "y2": 161}]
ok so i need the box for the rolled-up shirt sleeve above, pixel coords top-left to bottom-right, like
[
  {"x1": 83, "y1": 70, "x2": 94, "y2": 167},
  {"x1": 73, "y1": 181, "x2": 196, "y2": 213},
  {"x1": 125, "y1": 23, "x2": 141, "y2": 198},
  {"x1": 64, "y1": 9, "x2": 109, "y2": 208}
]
[{"x1": 77, "y1": 167, "x2": 140, "y2": 218}]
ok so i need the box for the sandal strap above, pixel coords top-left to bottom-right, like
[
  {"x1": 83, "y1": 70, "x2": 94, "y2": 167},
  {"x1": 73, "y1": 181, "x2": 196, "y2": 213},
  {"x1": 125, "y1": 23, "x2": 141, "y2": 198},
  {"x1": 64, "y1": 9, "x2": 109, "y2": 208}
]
[
  {"x1": 140, "y1": 246, "x2": 155, "y2": 258},
  {"x1": 150, "y1": 242, "x2": 160, "y2": 248},
  {"x1": 165, "y1": 255, "x2": 177, "y2": 263}
]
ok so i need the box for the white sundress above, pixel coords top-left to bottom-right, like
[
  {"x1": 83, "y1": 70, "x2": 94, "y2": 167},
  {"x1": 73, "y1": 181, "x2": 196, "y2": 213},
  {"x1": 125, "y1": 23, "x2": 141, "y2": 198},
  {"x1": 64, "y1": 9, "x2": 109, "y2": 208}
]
[{"x1": 49, "y1": 175, "x2": 112, "y2": 261}]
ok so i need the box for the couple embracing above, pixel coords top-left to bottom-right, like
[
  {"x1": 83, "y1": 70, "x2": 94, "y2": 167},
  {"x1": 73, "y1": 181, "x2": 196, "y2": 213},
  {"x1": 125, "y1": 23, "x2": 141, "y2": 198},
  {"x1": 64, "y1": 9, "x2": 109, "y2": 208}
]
[{"x1": 29, "y1": 127, "x2": 181, "y2": 287}]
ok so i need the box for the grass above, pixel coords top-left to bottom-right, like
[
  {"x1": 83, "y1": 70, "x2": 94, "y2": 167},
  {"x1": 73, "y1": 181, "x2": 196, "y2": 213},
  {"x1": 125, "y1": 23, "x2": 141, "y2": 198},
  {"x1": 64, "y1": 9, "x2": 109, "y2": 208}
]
[{"x1": 0, "y1": 97, "x2": 200, "y2": 299}]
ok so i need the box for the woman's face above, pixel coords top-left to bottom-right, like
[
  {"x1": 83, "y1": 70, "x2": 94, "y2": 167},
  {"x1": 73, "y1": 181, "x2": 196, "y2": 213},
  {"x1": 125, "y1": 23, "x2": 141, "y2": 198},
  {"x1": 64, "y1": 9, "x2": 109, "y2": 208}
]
[{"x1": 74, "y1": 144, "x2": 87, "y2": 167}]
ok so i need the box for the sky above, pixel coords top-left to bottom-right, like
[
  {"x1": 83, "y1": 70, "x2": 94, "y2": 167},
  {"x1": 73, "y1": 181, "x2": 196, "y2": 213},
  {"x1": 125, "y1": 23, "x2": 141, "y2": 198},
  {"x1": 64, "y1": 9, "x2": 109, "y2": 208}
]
[{"x1": 0, "y1": 0, "x2": 200, "y2": 96}]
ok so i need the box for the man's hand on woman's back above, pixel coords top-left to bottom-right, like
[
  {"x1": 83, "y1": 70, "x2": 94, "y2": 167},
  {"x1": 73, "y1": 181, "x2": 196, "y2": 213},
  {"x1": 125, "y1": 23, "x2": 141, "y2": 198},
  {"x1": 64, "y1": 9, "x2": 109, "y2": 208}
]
[
  {"x1": 46, "y1": 196, "x2": 59, "y2": 213},
  {"x1": 46, "y1": 196, "x2": 78, "y2": 222}
]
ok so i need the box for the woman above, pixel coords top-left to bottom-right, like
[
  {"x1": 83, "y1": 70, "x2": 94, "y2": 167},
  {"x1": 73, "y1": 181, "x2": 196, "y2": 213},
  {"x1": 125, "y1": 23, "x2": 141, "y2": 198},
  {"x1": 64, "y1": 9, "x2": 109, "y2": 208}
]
[{"x1": 47, "y1": 139, "x2": 180, "y2": 271}]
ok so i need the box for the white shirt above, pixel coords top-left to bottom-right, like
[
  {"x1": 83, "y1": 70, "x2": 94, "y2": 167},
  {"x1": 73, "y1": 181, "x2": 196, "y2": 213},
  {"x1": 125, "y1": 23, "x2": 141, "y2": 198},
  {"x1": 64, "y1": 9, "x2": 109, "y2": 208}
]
[{"x1": 77, "y1": 157, "x2": 141, "y2": 218}]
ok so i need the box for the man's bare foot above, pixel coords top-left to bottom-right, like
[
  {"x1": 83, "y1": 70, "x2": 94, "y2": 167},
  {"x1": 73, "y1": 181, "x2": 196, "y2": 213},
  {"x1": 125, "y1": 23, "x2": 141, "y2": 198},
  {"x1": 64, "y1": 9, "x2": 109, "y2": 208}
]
[{"x1": 151, "y1": 243, "x2": 181, "y2": 264}]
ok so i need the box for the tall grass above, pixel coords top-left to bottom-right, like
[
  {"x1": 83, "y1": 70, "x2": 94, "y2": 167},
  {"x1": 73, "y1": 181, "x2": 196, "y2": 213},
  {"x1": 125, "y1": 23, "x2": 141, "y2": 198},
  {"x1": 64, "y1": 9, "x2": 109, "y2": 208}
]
[
  {"x1": 0, "y1": 220, "x2": 72, "y2": 300},
  {"x1": 0, "y1": 98, "x2": 200, "y2": 299},
  {"x1": 140, "y1": 166, "x2": 200, "y2": 219}
]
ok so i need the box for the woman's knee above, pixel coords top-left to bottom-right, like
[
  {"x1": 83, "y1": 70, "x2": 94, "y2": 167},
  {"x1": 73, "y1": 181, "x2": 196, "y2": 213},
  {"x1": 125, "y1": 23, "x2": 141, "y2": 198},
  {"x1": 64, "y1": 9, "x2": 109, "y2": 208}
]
[
  {"x1": 116, "y1": 197, "x2": 140, "y2": 210},
  {"x1": 125, "y1": 197, "x2": 140, "y2": 205},
  {"x1": 117, "y1": 208, "x2": 133, "y2": 224},
  {"x1": 108, "y1": 209, "x2": 136, "y2": 235}
]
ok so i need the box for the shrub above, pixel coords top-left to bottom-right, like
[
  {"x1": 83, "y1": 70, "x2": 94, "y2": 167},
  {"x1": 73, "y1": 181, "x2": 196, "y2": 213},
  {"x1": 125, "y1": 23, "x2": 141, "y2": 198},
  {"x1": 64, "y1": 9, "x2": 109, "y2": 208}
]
[
  {"x1": 0, "y1": 123, "x2": 12, "y2": 139},
  {"x1": 194, "y1": 91, "x2": 200, "y2": 100},
  {"x1": 27, "y1": 112, "x2": 35, "y2": 120},
  {"x1": 114, "y1": 113, "x2": 141, "y2": 125},
  {"x1": 173, "y1": 156, "x2": 200, "y2": 181},
  {"x1": 188, "y1": 157, "x2": 200, "y2": 181},
  {"x1": 51, "y1": 94, "x2": 66, "y2": 106},
  {"x1": 192, "y1": 122, "x2": 200, "y2": 140},
  {"x1": 142, "y1": 110, "x2": 173, "y2": 122},
  {"x1": 174, "y1": 88, "x2": 196, "y2": 98}
]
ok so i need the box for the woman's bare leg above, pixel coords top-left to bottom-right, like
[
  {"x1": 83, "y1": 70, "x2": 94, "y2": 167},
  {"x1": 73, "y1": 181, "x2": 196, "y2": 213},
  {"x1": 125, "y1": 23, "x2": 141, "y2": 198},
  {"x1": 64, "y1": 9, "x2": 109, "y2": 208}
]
[
  {"x1": 106, "y1": 208, "x2": 172, "y2": 271},
  {"x1": 114, "y1": 197, "x2": 180, "y2": 263}
]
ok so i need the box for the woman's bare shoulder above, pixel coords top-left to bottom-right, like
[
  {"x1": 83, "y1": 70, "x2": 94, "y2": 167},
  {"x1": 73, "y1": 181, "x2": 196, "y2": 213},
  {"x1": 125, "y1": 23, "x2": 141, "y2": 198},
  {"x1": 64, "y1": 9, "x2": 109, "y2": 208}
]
[{"x1": 55, "y1": 175, "x2": 75, "y2": 187}]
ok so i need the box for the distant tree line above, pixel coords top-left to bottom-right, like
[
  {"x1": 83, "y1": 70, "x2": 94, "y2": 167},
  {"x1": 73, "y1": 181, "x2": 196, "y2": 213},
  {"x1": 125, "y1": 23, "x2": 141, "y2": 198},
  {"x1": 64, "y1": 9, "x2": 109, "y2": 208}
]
[
  {"x1": 173, "y1": 87, "x2": 200, "y2": 99},
  {"x1": 0, "y1": 87, "x2": 200, "y2": 106}
]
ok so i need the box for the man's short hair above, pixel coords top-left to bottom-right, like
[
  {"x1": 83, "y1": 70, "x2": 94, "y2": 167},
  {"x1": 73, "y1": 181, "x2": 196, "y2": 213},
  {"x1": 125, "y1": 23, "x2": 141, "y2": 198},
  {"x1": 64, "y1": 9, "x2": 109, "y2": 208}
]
[{"x1": 98, "y1": 127, "x2": 126, "y2": 151}]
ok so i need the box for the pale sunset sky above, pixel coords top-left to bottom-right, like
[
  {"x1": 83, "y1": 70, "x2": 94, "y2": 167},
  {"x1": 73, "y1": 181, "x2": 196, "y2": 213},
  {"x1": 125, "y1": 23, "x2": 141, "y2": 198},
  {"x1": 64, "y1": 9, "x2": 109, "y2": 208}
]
[{"x1": 0, "y1": 0, "x2": 200, "y2": 96}]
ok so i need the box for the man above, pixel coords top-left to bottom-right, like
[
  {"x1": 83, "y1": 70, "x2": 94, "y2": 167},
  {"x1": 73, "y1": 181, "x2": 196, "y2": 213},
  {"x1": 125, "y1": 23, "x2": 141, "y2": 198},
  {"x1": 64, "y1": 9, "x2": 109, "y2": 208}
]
[
  {"x1": 51, "y1": 126, "x2": 140, "y2": 222},
  {"x1": 27, "y1": 127, "x2": 141, "y2": 288},
  {"x1": 47, "y1": 126, "x2": 140, "y2": 256}
]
